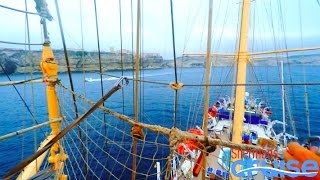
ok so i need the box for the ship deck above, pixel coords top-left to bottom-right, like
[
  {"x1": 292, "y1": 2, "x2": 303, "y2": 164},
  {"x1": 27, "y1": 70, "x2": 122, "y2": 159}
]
[
  {"x1": 195, "y1": 126, "x2": 268, "y2": 180},
  {"x1": 176, "y1": 119, "x2": 274, "y2": 180}
]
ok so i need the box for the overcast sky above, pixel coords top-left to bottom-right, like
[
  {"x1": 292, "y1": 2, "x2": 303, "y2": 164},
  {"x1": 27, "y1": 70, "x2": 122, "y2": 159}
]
[{"x1": 0, "y1": 0, "x2": 320, "y2": 58}]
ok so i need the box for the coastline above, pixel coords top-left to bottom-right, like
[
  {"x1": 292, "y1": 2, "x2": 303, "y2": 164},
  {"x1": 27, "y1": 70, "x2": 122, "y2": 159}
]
[{"x1": 1, "y1": 48, "x2": 320, "y2": 75}]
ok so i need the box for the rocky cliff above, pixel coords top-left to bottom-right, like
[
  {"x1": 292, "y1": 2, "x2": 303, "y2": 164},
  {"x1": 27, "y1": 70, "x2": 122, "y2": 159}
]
[
  {"x1": 164, "y1": 53, "x2": 320, "y2": 67},
  {"x1": 0, "y1": 48, "x2": 319, "y2": 74},
  {"x1": 0, "y1": 48, "x2": 164, "y2": 74}
]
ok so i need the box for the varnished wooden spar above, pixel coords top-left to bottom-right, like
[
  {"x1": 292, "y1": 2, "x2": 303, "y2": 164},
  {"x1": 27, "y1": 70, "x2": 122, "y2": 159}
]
[
  {"x1": 0, "y1": 78, "x2": 43, "y2": 86},
  {"x1": 201, "y1": 0, "x2": 214, "y2": 179},
  {"x1": 183, "y1": 46, "x2": 320, "y2": 57},
  {"x1": 0, "y1": 119, "x2": 61, "y2": 141},
  {"x1": 10, "y1": 0, "x2": 65, "y2": 177},
  {"x1": 4, "y1": 77, "x2": 129, "y2": 180},
  {"x1": 231, "y1": 0, "x2": 251, "y2": 180},
  {"x1": 13, "y1": 41, "x2": 64, "y2": 180},
  {"x1": 132, "y1": 0, "x2": 141, "y2": 179}
]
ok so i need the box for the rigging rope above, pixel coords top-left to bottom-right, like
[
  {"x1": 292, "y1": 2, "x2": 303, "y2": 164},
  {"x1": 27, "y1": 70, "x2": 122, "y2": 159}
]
[
  {"x1": 55, "y1": 80, "x2": 273, "y2": 179},
  {"x1": 54, "y1": 2, "x2": 87, "y2": 174},
  {"x1": 77, "y1": 0, "x2": 90, "y2": 176},
  {"x1": 0, "y1": 4, "x2": 38, "y2": 15},
  {"x1": 93, "y1": 0, "x2": 106, "y2": 139},
  {"x1": 108, "y1": 0, "x2": 130, "y2": 170},
  {"x1": 0, "y1": 119, "x2": 62, "y2": 141},
  {"x1": 183, "y1": 82, "x2": 320, "y2": 86},
  {"x1": 0, "y1": 40, "x2": 42, "y2": 46},
  {"x1": 57, "y1": 81, "x2": 169, "y2": 179},
  {"x1": 66, "y1": 124, "x2": 164, "y2": 178},
  {"x1": 118, "y1": 0, "x2": 125, "y2": 115},
  {"x1": 247, "y1": 62, "x2": 267, "y2": 103},
  {"x1": 3, "y1": 1, "x2": 317, "y2": 178},
  {"x1": 130, "y1": 0, "x2": 135, "y2": 120},
  {"x1": 277, "y1": 0, "x2": 297, "y2": 137},
  {"x1": 0, "y1": 64, "x2": 45, "y2": 136},
  {"x1": 298, "y1": 0, "x2": 311, "y2": 137},
  {"x1": 183, "y1": 46, "x2": 320, "y2": 56},
  {"x1": 169, "y1": 0, "x2": 179, "y2": 129},
  {"x1": 0, "y1": 77, "x2": 43, "y2": 86},
  {"x1": 54, "y1": 0, "x2": 80, "y2": 122},
  {"x1": 63, "y1": 132, "x2": 88, "y2": 179},
  {"x1": 90, "y1": 71, "x2": 320, "y2": 87},
  {"x1": 24, "y1": 0, "x2": 38, "y2": 155},
  {"x1": 4, "y1": 77, "x2": 128, "y2": 180},
  {"x1": 57, "y1": 82, "x2": 267, "y2": 151}
]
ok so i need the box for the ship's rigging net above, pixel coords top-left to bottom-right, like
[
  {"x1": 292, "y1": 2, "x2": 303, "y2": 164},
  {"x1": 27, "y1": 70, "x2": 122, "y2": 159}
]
[
  {"x1": 3, "y1": 0, "x2": 319, "y2": 179},
  {"x1": 56, "y1": 99, "x2": 201, "y2": 179},
  {"x1": 57, "y1": 83, "x2": 171, "y2": 179},
  {"x1": 52, "y1": 81, "x2": 266, "y2": 179}
]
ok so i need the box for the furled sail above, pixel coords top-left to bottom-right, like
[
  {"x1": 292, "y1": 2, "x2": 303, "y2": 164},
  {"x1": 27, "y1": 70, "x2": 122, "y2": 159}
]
[{"x1": 34, "y1": 0, "x2": 53, "y2": 21}]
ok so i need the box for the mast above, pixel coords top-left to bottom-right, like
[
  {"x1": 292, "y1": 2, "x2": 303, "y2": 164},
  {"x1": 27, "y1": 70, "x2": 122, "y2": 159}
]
[
  {"x1": 304, "y1": 73, "x2": 311, "y2": 137},
  {"x1": 231, "y1": 0, "x2": 250, "y2": 179},
  {"x1": 298, "y1": 0, "x2": 311, "y2": 137},
  {"x1": 281, "y1": 61, "x2": 287, "y2": 146},
  {"x1": 40, "y1": 8, "x2": 68, "y2": 180},
  {"x1": 201, "y1": 0, "x2": 213, "y2": 179},
  {"x1": 18, "y1": 1, "x2": 67, "y2": 179},
  {"x1": 132, "y1": 0, "x2": 141, "y2": 179}
]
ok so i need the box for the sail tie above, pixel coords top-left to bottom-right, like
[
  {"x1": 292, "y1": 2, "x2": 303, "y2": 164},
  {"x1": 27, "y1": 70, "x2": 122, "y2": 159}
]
[
  {"x1": 131, "y1": 125, "x2": 144, "y2": 140},
  {"x1": 169, "y1": 82, "x2": 183, "y2": 90}
]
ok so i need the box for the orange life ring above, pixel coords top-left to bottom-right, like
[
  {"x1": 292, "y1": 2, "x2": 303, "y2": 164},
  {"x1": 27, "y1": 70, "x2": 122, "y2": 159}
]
[{"x1": 177, "y1": 129, "x2": 203, "y2": 155}]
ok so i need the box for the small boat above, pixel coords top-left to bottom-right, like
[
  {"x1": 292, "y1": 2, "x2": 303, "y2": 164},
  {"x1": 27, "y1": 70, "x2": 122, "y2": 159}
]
[{"x1": 84, "y1": 77, "x2": 95, "y2": 82}]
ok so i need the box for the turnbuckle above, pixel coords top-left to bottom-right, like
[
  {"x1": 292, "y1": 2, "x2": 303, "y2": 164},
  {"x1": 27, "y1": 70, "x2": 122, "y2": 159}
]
[{"x1": 114, "y1": 76, "x2": 129, "y2": 88}]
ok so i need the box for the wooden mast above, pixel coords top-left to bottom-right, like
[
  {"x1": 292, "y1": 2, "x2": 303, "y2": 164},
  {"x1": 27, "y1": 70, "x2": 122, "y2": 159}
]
[
  {"x1": 132, "y1": 0, "x2": 141, "y2": 179},
  {"x1": 230, "y1": 0, "x2": 250, "y2": 179},
  {"x1": 201, "y1": 0, "x2": 213, "y2": 179},
  {"x1": 17, "y1": 1, "x2": 67, "y2": 179}
]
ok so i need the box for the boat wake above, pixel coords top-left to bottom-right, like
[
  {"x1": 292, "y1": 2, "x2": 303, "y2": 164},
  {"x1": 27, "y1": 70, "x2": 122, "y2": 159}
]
[{"x1": 85, "y1": 72, "x2": 172, "y2": 82}]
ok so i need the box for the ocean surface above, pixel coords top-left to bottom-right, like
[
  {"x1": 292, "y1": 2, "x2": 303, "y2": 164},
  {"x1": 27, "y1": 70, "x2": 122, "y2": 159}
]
[{"x1": 0, "y1": 66, "x2": 320, "y2": 179}]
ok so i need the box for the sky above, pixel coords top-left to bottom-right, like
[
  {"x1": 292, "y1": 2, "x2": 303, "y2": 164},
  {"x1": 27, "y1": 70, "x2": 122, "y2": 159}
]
[{"x1": 0, "y1": 0, "x2": 320, "y2": 59}]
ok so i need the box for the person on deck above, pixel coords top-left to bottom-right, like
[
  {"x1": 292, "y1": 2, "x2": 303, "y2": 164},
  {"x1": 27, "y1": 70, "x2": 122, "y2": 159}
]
[
  {"x1": 213, "y1": 101, "x2": 223, "y2": 112},
  {"x1": 208, "y1": 107, "x2": 217, "y2": 119}
]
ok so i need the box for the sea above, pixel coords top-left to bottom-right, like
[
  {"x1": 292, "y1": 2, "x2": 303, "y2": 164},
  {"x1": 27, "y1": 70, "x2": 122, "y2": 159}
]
[{"x1": 0, "y1": 65, "x2": 319, "y2": 179}]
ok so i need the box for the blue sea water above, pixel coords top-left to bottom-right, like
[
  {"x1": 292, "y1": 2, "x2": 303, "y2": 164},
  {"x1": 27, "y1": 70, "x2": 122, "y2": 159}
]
[{"x1": 0, "y1": 66, "x2": 319, "y2": 179}]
